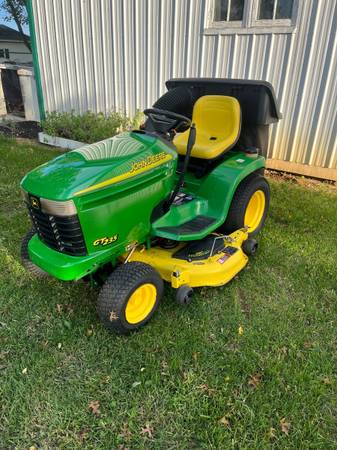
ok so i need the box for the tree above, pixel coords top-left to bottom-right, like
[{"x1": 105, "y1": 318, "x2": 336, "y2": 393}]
[{"x1": 1, "y1": 0, "x2": 31, "y2": 51}]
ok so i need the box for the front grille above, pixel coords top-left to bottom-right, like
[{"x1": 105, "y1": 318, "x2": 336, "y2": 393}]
[{"x1": 28, "y1": 205, "x2": 87, "y2": 256}]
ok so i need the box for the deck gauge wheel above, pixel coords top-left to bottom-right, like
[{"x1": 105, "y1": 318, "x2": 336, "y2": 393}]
[
  {"x1": 176, "y1": 285, "x2": 194, "y2": 306},
  {"x1": 242, "y1": 238, "x2": 258, "y2": 256}
]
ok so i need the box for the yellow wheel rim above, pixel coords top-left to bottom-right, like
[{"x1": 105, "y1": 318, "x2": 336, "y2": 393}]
[
  {"x1": 244, "y1": 190, "x2": 266, "y2": 232},
  {"x1": 125, "y1": 283, "x2": 157, "y2": 324}
]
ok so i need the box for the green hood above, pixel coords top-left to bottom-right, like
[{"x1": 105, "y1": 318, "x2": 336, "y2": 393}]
[{"x1": 21, "y1": 132, "x2": 176, "y2": 200}]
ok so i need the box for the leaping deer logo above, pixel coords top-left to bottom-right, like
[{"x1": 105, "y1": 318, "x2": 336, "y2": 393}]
[{"x1": 31, "y1": 198, "x2": 39, "y2": 209}]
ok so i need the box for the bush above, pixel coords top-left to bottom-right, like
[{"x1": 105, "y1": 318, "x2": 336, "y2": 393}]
[{"x1": 41, "y1": 110, "x2": 144, "y2": 144}]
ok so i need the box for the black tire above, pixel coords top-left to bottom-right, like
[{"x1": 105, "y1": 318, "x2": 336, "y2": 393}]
[
  {"x1": 176, "y1": 285, "x2": 194, "y2": 306},
  {"x1": 21, "y1": 229, "x2": 48, "y2": 277},
  {"x1": 97, "y1": 261, "x2": 163, "y2": 334},
  {"x1": 242, "y1": 238, "x2": 258, "y2": 256},
  {"x1": 219, "y1": 174, "x2": 270, "y2": 237}
]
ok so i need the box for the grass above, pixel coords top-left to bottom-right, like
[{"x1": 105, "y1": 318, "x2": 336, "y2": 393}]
[{"x1": 0, "y1": 137, "x2": 336, "y2": 449}]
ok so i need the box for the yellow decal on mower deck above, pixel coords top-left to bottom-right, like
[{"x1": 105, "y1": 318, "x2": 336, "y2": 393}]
[{"x1": 74, "y1": 152, "x2": 172, "y2": 196}]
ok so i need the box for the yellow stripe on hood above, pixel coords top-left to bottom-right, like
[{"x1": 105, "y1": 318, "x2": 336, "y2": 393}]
[{"x1": 74, "y1": 152, "x2": 173, "y2": 196}]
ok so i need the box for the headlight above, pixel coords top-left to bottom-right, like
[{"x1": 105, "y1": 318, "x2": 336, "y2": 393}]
[
  {"x1": 40, "y1": 198, "x2": 77, "y2": 216},
  {"x1": 21, "y1": 189, "x2": 77, "y2": 217}
]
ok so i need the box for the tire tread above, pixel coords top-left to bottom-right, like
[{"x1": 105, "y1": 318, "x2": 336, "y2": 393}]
[
  {"x1": 21, "y1": 229, "x2": 48, "y2": 277},
  {"x1": 97, "y1": 262, "x2": 163, "y2": 334},
  {"x1": 220, "y1": 173, "x2": 270, "y2": 237}
]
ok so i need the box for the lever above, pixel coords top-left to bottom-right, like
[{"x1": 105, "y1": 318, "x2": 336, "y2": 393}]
[{"x1": 165, "y1": 123, "x2": 196, "y2": 211}]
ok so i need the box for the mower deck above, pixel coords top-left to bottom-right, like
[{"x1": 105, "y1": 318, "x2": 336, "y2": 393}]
[{"x1": 126, "y1": 229, "x2": 249, "y2": 288}]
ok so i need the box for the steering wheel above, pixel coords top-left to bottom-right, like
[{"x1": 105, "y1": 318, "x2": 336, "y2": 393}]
[{"x1": 143, "y1": 108, "x2": 191, "y2": 136}]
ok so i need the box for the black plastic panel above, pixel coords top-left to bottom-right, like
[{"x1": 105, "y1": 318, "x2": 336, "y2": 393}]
[
  {"x1": 165, "y1": 78, "x2": 281, "y2": 125},
  {"x1": 173, "y1": 235, "x2": 225, "y2": 261},
  {"x1": 28, "y1": 205, "x2": 87, "y2": 256}
]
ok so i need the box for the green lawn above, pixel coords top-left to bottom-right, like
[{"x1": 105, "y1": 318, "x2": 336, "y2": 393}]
[{"x1": 0, "y1": 137, "x2": 336, "y2": 449}]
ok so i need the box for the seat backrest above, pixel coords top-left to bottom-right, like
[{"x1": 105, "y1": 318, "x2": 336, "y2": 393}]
[
  {"x1": 174, "y1": 95, "x2": 241, "y2": 160},
  {"x1": 193, "y1": 95, "x2": 241, "y2": 137}
]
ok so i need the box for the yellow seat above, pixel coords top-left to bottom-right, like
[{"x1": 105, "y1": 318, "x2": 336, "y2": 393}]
[{"x1": 173, "y1": 95, "x2": 241, "y2": 160}]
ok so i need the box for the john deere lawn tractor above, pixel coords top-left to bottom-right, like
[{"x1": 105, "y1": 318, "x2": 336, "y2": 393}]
[{"x1": 21, "y1": 78, "x2": 281, "y2": 334}]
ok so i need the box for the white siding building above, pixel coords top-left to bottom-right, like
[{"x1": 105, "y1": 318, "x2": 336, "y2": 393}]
[
  {"x1": 0, "y1": 25, "x2": 32, "y2": 64},
  {"x1": 28, "y1": 0, "x2": 337, "y2": 181}
]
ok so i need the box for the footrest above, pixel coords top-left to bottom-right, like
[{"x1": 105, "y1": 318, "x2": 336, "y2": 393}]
[
  {"x1": 151, "y1": 192, "x2": 217, "y2": 240},
  {"x1": 157, "y1": 216, "x2": 216, "y2": 237}
]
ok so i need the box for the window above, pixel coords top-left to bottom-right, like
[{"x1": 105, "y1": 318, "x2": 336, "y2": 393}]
[
  {"x1": 208, "y1": 0, "x2": 297, "y2": 33},
  {"x1": 258, "y1": 0, "x2": 294, "y2": 20},
  {"x1": 0, "y1": 49, "x2": 10, "y2": 59},
  {"x1": 214, "y1": 0, "x2": 245, "y2": 22}
]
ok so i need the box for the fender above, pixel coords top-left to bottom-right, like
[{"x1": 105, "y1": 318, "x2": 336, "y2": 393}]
[{"x1": 197, "y1": 151, "x2": 265, "y2": 224}]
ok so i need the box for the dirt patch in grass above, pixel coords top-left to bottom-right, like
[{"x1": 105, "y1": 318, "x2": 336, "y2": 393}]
[
  {"x1": 266, "y1": 169, "x2": 337, "y2": 191},
  {"x1": 0, "y1": 121, "x2": 42, "y2": 139}
]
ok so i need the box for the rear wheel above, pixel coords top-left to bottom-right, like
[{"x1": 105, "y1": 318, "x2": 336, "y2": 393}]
[
  {"x1": 97, "y1": 262, "x2": 163, "y2": 334},
  {"x1": 219, "y1": 174, "x2": 270, "y2": 237},
  {"x1": 21, "y1": 229, "x2": 48, "y2": 277}
]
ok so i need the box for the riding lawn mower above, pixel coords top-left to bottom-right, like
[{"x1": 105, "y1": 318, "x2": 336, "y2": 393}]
[{"x1": 21, "y1": 78, "x2": 281, "y2": 334}]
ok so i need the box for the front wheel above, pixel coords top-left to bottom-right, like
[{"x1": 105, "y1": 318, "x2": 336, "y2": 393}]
[
  {"x1": 21, "y1": 229, "x2": 48, "y2": 277},
  {"x1": 97, "y1": 262, "x2": 163, "y2": 334},
  {"x1": 219, "y1": 174, "x2": 270, "y2": 237}
]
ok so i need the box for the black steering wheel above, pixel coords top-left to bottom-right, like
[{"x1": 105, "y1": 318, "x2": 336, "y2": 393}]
[{"x1": 143, "y1": 108, "x2": 191, "y2": 136}]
